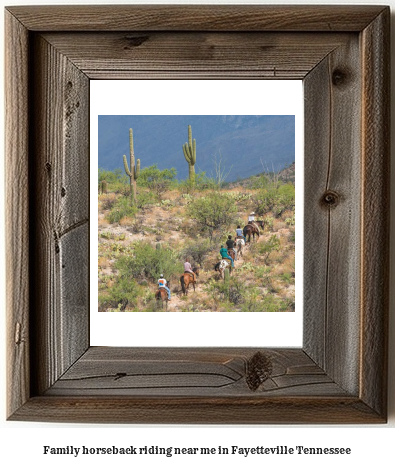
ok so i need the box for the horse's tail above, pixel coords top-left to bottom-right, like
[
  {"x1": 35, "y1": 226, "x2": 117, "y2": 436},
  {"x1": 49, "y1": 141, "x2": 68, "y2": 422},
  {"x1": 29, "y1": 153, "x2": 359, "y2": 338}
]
[
  {"x1": 180, "y1": 275, "x2": 186, "y2": 294},
  {"x1": 214, "y1": 262, "x2": 220, "y2": 271},
  {"x1": 243, "y1": 226, "x2": 248, "y2": 237}
]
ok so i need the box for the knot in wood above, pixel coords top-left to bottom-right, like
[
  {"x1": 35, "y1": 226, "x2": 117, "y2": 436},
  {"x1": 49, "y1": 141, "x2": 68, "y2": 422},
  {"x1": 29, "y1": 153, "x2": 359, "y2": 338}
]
[
  {"x1": 321, "y1": 190, "x2": 340, "y2": 208},
  {"x1": 246, "y1": 351, "x2": 273, "y2": 391},
  {"x1": 332, "y1": 68, "x2": 348, "y2": 87}
]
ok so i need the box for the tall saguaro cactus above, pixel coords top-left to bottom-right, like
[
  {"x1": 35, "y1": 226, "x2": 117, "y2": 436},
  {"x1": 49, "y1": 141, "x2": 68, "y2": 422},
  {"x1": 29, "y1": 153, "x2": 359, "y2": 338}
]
[
  {"x1": 182, "y1": 125, "x2": 196, "y2": 184},
  {"x1": 123, "y1": 128, "x2": 140, "y2": 205}
]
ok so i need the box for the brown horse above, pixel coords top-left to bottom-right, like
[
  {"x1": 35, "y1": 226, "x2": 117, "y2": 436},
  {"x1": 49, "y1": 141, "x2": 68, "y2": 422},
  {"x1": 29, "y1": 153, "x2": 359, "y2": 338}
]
[
  {"x1": 227, "y1": 248, "x2": 236, "y2": 262},
  {"x1": 243, "y1": 220, "x2": 264, "y2": 242},
  {"x1": 155, "y1": 281, "x2": 171, "y2": 310},
  {"x1": 180, "y1": 267, "x2": 200, "y2": 295}
]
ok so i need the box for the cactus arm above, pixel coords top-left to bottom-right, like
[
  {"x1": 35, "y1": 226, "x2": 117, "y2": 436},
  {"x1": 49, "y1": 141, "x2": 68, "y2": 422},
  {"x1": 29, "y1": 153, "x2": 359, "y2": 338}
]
[
  {"x1": 123, "y1": 155, "x2": 132, "y2": 176},
  {"x1": 183, "y1": 143, "x2": 192, "y2": 163},
  {"x1": 134, "y1": 159, "x2": 140, "y2": 179}
]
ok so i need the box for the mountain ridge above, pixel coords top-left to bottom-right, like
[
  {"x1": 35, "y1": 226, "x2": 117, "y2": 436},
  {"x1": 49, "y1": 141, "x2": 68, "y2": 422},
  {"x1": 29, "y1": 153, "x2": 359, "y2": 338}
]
[{"x1": 98, "y1": 115, "x2": 295, "y2": 182}]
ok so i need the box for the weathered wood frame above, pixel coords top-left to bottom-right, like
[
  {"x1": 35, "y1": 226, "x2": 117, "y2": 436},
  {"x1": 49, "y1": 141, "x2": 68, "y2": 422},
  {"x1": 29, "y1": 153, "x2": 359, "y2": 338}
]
[{"x1": 5, "y1": 5, "x2": 389, "y2": 423}]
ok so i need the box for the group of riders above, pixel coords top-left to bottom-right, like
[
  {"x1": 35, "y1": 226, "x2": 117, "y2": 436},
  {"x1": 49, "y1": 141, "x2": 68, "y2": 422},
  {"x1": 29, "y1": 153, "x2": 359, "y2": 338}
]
[{"x1": 157, "y1": 211, "x2": 258, "y2": 301}]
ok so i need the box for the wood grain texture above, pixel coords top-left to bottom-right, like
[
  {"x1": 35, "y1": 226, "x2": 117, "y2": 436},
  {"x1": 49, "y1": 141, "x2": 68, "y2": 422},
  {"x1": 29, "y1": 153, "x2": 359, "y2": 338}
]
[
  {"x1": 42, "y1": 32, "x2": 350, "y2": 80},
  {"x1": 5, "y1": 5, "x2": 386, "y2": 32},
  {"x1": 5, "y1": 5, "x2": 389, "y2": 424},
  {"x1": 304, "y1": 36, "x2": 362, "y2": 395},
  {"x1": 5, "y1": 10, "x2": 30, "y2": 418},
  {"x1": 360, "y1": 8, "x2": 390, "y2": 417},
  {"x1": 29, "y1": 34, "x2": 90, "y2": 395},
  {"x1": 9, "y1": 396, "x2": 384, "y2": 425},
  {"x1": 46, "y1": 347, "x2": 345, "y2": 397}
]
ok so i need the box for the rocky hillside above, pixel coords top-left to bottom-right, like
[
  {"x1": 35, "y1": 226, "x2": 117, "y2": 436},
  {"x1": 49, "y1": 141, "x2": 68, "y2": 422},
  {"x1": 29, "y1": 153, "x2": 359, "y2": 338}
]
[{"x1": 97, "y1": 184, "x2": 295, "y2": 313}]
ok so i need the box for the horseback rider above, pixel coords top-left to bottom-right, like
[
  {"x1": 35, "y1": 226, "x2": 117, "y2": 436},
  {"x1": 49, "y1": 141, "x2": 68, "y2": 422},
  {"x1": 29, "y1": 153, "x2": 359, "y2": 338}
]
[
  {"x1": 220, "y1": 245, "x2": 234, "y2": 268},
  {"x1": 158, "y1": 274, "x2": 171, "y2": 300},
  {"x1": 248, "y1": 211, "x2": 256, "y2": 224},
  {"x1": 226, "y1": 235, "x2": 237, "y2": 261},
  {"x1": 235, "y1": 225, "x2": 247, "y2": 242},
  {"x1": 184, "y1": 258, "x2": 197, "y2": 283}
]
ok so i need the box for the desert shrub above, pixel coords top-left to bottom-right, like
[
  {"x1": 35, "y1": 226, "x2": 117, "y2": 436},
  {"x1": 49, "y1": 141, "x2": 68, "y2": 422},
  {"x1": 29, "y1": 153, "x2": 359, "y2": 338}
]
[
  {"x1": 98, "y1": 276, "x2": 141, "y2": 311},
  {"x1": 279, "y1": 272, "x2": 294, "y2": 286},
  {"x1": 115, "y1": 241, "x2": 182, "y2": 283},
  {"x1": 260, "y1": 294, "x2": 294, "y2": 312},
  {"x1": 179, "y1": 239, "x2": 213, "y2": 266},
  {"x1": 100, "y1": 195, "x2": 118, "y2": 211},
  {"x1": 98, "y1": 168, "x2": 128, "y2": 194},
  {"x1": 178, "y1": 172, "x2": 215, "y2": 195},
  {"x1": 255, "y1": 182, "x2": 295, "y2": 218},
  {"x1": 187, "y1": 190, "x2": 237, "y2": 241},
  {"x1": 138, "y1": 165, "x2": 177, "y2": 199},
  {"x1": 107, "y1": 196, "x2": 138, "y2": 224},
  {"x1": 258, "y1": 235, "x2": 281, "y2": 263},
  {"x1": 136, "y1": 190, "x2": 157, "y2": 209}
]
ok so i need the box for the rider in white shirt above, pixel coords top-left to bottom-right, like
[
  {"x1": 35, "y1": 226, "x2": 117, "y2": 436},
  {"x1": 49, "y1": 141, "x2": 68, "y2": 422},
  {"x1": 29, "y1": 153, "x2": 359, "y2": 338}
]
[
  {"x1": 158, "y1": 274, "x2": 171, "y2": 300},
  {"x1": 248, "y1": 212, "x2": 255, "y2": 223}
]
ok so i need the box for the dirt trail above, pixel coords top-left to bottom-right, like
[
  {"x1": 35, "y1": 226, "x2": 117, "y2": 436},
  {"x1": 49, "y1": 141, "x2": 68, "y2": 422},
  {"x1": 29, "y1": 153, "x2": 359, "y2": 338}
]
[{"x1": 99, "y1": 190, "x2": 294, "y2": 312}]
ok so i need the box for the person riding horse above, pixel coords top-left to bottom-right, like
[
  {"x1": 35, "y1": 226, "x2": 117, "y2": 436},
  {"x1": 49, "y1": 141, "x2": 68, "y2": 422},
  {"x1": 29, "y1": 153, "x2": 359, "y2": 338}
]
[
  {"x1": 248, "y1": 211, "x2": 255, "y2": 224},
  {"x1": 235, "y1": 225, "x2": 247, "y2": 242},
  {"x1": 157, "y1": 274, "x2": 171, "y2": 300},
  {"x1": 226, "y1": 235, "x2": 237, "y2": 261},
  {"x1": 220, "y1": 245, "x2": 234, "y2": 268},
  {"x1": 184, "y1": 258, "x2": 197, "y2": 283}
]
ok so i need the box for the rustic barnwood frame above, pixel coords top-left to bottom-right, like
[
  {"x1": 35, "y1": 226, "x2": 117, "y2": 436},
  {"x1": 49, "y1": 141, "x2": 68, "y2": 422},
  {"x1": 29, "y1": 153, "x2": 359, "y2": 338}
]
[{"x1": 5, "y1": 5, "x2": 389, "y2": 423}]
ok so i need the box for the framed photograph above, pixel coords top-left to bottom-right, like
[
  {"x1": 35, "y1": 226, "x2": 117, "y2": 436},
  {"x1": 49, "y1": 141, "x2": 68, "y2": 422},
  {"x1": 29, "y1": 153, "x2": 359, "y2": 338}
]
[
  {"x1": 5, "y1": 5, "x2": 389, "y2": 423},
  {"x1": 91, "y1": 80, "x2": 303, "y2": 348}
]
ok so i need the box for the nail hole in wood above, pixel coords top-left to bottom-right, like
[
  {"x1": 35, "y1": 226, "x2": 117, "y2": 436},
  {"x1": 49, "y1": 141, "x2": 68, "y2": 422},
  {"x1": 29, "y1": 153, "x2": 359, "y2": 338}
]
[{"x1": 61, "y1": 187, "x2": 66, "y2": 197}]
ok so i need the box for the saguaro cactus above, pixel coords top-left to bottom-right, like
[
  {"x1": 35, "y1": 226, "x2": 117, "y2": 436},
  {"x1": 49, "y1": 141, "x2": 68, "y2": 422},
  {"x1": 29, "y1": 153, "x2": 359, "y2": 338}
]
[
  {"x1": 100, "y1": 180, "x2": 108, "y2": 194},
  {"x1": 123, "y1": 128, "x2": 140, "y2": 205},
  {"x1": 182, "y1": 125, "x2": 196, "y2": 184}
]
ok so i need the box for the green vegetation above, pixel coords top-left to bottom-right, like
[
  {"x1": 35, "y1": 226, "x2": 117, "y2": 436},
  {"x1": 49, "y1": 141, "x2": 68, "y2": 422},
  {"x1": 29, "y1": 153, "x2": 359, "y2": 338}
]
[
  {"x1": 107, "y1": 196, "x2": 138, "y2": 224},
  {"x1": 186, "y1": 191, "x2": 237, "y2": 241},
  {"x1": 115, "y1": 241, "x2": 182, "y2": 284},
  {"x1": 98, "y1": 159, "x2": 295, "y2": 313},
  {"x1": 138, "y1": 165, "x2": 177, "y2": 200}
]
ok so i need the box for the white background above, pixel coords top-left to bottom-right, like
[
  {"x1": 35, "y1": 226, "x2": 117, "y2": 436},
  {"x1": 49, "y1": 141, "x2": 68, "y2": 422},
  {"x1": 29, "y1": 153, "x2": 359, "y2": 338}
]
[
  {"x1": 1, "y1": 1, "x2": 394, "y2": 469},
  {"x1": 90, "y1": 79, "x2": 304, "y2": 347}
]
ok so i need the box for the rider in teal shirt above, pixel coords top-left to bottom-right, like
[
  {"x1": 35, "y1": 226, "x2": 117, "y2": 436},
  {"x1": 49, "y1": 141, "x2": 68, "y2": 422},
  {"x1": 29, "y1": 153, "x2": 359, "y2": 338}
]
[{"x1": 220, "y1": 245, "x2": 234, "y2": 268}]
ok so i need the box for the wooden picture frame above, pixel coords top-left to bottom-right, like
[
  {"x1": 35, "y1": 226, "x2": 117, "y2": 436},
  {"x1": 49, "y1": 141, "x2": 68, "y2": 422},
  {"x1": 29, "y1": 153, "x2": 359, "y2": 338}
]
[{"x1": 5, "y1": 5, "x2": 389, "y2": 424}]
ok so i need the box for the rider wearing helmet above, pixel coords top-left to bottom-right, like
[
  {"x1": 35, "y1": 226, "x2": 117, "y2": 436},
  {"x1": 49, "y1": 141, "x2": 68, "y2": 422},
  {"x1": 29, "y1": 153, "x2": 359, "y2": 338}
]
[{"x1": 158, "y1": 274, "x2": 171, "y2": 300}]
